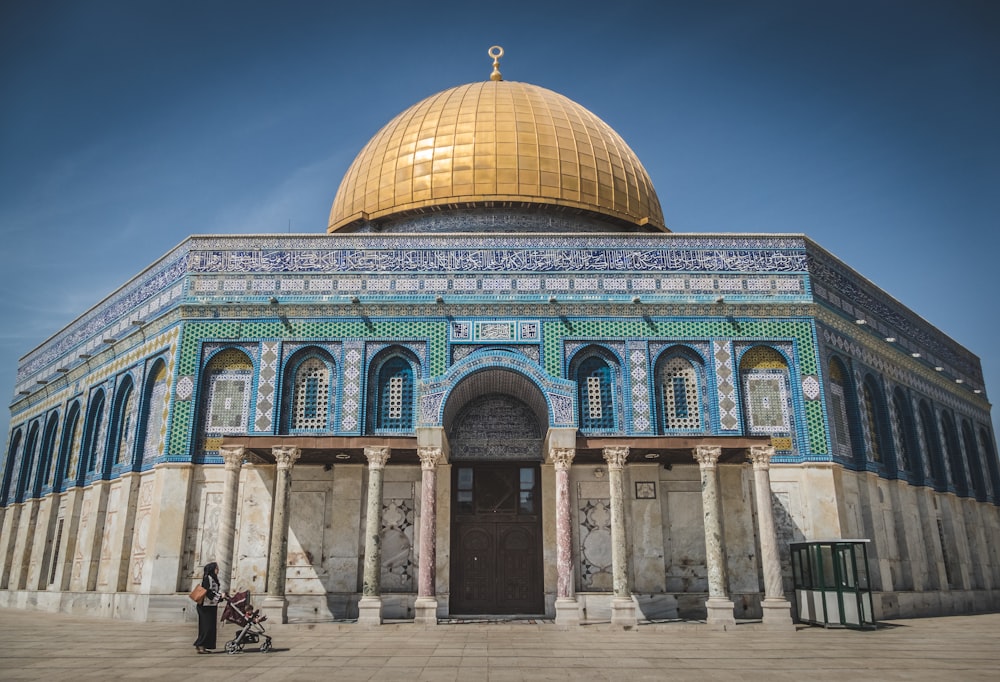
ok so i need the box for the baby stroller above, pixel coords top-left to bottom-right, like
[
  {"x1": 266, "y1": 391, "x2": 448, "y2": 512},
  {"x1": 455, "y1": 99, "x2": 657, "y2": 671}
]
[{"x1": 221, "y1": 590, "x2": 273, "y2": 654}]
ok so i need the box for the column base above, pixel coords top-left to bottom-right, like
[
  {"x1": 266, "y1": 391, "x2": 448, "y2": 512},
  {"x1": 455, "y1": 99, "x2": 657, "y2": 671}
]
[
  {"x1": 356, "y1": 595, "x2": 383, "y2": 626},
  {"x1": 554, "y1": 597, "x2": 581, "y2": 627},
  {"x1": 259, "y1": 596, "x2": 288, "y2": 624},
  {"x1": 610, "y1": 597, "x2": 637, "y2": 628},
  {"x1": 413, "y1": 596, "x2": 438, "y2": 625},
  {"x1": 761, "y1": 597, "x2": 795, "y2": 630},
  {"x1": 705, "y1": 597, "x2": 736, "y2": 628}
]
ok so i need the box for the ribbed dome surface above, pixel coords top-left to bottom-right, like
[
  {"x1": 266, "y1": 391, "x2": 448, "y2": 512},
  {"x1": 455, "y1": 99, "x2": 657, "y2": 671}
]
[{"x1": 328, "y1": 80, "x2": 665, "y2": 232}]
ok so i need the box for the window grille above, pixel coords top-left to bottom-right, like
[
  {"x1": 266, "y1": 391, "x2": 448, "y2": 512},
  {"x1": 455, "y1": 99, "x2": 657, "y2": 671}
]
[
  {"x1": 376, "y1": 357, "x2": 414, "y2": 431},
  {"x1": 576, "y1": 357, "x2": 614, "y2": 430},
  {"x1": 659, "y1": 356, "x2": 701, "y2": 431},
  {"x1": 292, "y1": 357, "x2": 330, "y2": 430}
]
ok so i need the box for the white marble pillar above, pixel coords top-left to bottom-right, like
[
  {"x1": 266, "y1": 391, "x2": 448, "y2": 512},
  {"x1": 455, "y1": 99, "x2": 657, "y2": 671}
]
[
  {"x1": 749, "y1": 445, "x2": 794, "y2": 629},
  {"x1": 603, "y1": 446, "x2": 636, "y2": 627},
  {"x1": 358, "y1": 445, "x2": 390, "y2": 625},
  {"x1": 261, "y1": 446, "x2": 300, "y2": 624},
  {"x1": 694, "y1": 445, "x2": 735, "y2": 627},
  {"x1": 217, "y1": 445, "x2": 245, "y2": 592},
  {"x1": 414, "y1": 446, "x2": 441, "y2": 625},
  {"x1": 551, "y1": 447, "x2": 580, "y2": 626}
]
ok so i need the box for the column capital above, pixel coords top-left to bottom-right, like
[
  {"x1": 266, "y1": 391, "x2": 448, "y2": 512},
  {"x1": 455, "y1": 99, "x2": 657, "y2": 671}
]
[
  {"x1": 272, "y1": 446, "x2": 301, "y2": 470},
  {"x1": 417, "y1": 446, "x2": 442, "y2": 470},
  {"x1": 693, "y1": 445, "x2": 722, "y2": 468},
  {"x1": 550, "y1": 447, "x2": 576, "y2": 471},
  {"x1": 602, "y1": 446, "x2": 629, "y2": 470},
  {"x1": 220, "y1": 445, "x2": 246, "y2": 469},
  {"x1": 749, "y1": 445, "x2": 775, "y2": 469},
  {"x1": 364, "y1": 445, "x2": 391, "y2": 469}
]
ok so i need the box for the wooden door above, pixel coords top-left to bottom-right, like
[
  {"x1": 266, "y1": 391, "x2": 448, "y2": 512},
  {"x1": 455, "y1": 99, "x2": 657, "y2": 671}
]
[{"x1": 451, "y1": 464, "x2": 543, "y2": 614}]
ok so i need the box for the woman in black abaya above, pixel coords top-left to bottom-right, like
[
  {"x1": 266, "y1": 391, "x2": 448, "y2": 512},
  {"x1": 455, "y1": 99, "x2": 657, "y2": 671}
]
[{"x1": 194, "y1": 561, "x2": 225, "y2": 653}]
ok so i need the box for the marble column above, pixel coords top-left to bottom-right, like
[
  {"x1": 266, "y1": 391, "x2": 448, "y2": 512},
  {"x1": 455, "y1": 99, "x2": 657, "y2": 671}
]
[
  {"x1": 693, "y1": 445, "x2": 735, "y2": 627},
  {"x1": 261, "y1": 445, "x2": 300, "y2": 624},
  {"x1": 217, "y1": 445, "x2": 245, "y2": 592},
  {"x1": 414, "y1": 446, "x2": 442, "y2": 625},
  {"x1": 358, "y1": 445, "x2": 390, "y2": 625},
  {"x1": 603, "y1": 446, "x2": 636, "y2": 627},
  {"x1": 551, "y1": 447, "x2": 580, "y2": 626},
  {"x1": 750, "y1": 445, "x2": 794, "y2": 629}
]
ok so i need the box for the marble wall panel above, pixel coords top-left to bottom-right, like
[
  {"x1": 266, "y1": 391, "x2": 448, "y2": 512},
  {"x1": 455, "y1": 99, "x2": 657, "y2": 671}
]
[
  {"x1": 576, "y1": 479, "x2": 612, "y2": 591},
  {"x1": 232, "y1": 465, "x2": 274, "y2": 595},
  {"x1": 720, "y1": 466, "x2": 760, "y2": 594},
  {"x1": 381, "y1": 470, "x2": 417, "y2": 594},
  {"x1": 327, "y1": 464, "x2": 362, "y2": 593},
  {"x1": 659, "y1": 465, "x2": 707, "y2": 593},
  {"x1": 144, "y1": 464, "x2": 194, "y2": 594},
  {"x1": 287, "y1": 489, "x2": 330, "y2": 594},
  {"x1": 627, "y1": 463, "x2": 666, "y2": 593},
  {"x1": 128, "y1": 476, "x2": 156, "y2": 592}
]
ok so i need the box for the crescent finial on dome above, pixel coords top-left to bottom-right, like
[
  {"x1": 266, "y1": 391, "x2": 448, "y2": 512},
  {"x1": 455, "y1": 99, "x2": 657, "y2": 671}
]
[{"x1": 488, "y1": 46, "x2": 504, "y2": 81}]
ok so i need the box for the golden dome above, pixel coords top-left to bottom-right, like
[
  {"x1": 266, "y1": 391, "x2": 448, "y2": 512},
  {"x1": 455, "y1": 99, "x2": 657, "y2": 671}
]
[{"x1": 328, "y1": 79, "x2": 665, "y2": 232}]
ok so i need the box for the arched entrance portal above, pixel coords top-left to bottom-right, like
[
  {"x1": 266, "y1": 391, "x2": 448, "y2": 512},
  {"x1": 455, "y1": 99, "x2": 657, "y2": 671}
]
[{"x1": 446, "y1": 369, "x2": 548, "y2": 615}]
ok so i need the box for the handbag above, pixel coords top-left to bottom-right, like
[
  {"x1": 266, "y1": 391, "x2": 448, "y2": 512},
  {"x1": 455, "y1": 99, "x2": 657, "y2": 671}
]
[{"x1": 189, "y1": 584, "x2": 208, "y2": 604}]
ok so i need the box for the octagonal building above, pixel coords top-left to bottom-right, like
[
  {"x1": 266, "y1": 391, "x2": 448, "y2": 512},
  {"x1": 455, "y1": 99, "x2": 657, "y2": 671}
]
[{"x1": 1, "y1": 57, "x2": 998, "y2": 626}]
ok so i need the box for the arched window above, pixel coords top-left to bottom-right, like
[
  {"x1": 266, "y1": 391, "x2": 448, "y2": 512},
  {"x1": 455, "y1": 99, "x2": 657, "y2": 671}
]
[
  {"x1": 16, "y1": 422, "x2": 40, "y2": 503},
  {"x1": 1, "y1": 429, "x2": 23, "y2": 505},
  {"x1": 573, "y1": 352, "x2": 617, "y2": 432},
  {"x1": 961, "y1": 420, "x2": 986, "y2": 501},
  {"x1": 979, "y1": 427, "x2": 1000, "y2": 503},
  {"x1": 367, "y1": 350, "x2": 418, "y2": 433},
  {"x1": 82, "y1": 389, "x2": 107, "y2": 475},
  {"x1": 827, "y1": 357, "x2": 856, "y2": 459},
  {"x1": 198, "y1": 348, "x2": 254, "y2": 455},
  {"x1": 918, "y1": 400, "x2": 945, "y2": 486},
  {"x1": 282, "y1": 351, "x2": 335, "y2": 433},
  {"x1": 861, "y1": 376, "x2": 893, "y2": 468},
  {"x1": 940, "y1": 412, "x2": 967, "y2": 496},
  {"x1": 137, "y1": 361, "x2": 169, "y2": 467},
  {"x1": 34, "y1": 413, "x2": 59, "y2": 496},
  {"x1": 56, "y1": 401, "x2": 82, "y2": 488},
  {"x1": 655, "y1": 350, "x2": 704, "y2": 433},
  {"x1": 739, "y1": 346, "x2": 795, "y2": 454},
  {"x1": 891, "y1": 387, "x2": 918, "y2": 477},
  {"x1": 107, "y1": 376, "x2": 137, "y2": 472}
]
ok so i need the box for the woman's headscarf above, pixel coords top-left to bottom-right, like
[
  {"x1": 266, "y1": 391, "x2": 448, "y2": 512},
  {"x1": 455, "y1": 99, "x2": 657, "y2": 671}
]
[{"x1": 203, "y1": 561, "x2": 219, "y2": 577}]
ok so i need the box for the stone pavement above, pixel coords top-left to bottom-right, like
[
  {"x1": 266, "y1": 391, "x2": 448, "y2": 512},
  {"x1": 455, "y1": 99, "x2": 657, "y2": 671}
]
[{"x1": 1, "y1": 608, "x2": 999, "y2": 681}]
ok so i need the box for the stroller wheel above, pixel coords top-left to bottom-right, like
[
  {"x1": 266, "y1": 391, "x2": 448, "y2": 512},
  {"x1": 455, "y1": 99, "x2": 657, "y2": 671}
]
[
  {"x1": 225, "y1": 640, "x2": 241, "y2": 655},
  {"x1": 260, "y1": 639, "x2": 272, "y2": 653}
]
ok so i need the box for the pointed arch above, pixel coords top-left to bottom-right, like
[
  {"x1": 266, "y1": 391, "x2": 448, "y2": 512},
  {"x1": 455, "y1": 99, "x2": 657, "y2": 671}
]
[
  {"x1": 739, "y1": 345, "x2": 796, "y2": 454},
  {"x1": 918, "y1": 400, "x2": 945, "y2": 488},
  {"x1": 366, "y1": 346, "x2": 420, "y2": 434},
  {"x1": 2, "y1": 428, "x2": 24, "y2": 505},
  {"x1": 826, "y1": 356, "x2": 859, "y2": 460},
  {"x1": 280, "y1": 347, "x2": 336, "y2": 434},
  {"x1": 940, "y1": 411, "x2": 967, "y2": 496},
  {"x1": 891, "y1": 387, "x2": 919, "y2": 481},
  {"x1": 654, "y1": 346, "x2": 706, "y2": 434},
  {"x1": 16, "y1": 422, "x2": 40, "y2": 503},
  {"x1": 82, "y1": 388, "x2": 107, "y2": 477},
  {"x1": 569, "y1": 345, "x2": 620, "y2": 433},
  {"x1": 136, "y1": 360, "x2": 169, "y2": 469},
  {"x1": 979, "y1": 426, "x2": 1000, "y2": 503},
  {"x1": 55, "y1": 400, "x2": 82, "y2": 490},
  {"x1": 106, "y1": 375, "x2": 137, "y2": 475},
  {"x1": 861, "y1": 374, "x2": 895, "y2": 471},
  {"x1": 197, "y1": 348, "x2": 255, "y2": 456},
  {"x1": 961, "y1": 419, "x2": 987, "y2": 501},
  {"x1": 33, "y1": 412, "x2": 60, "y2": 497}
]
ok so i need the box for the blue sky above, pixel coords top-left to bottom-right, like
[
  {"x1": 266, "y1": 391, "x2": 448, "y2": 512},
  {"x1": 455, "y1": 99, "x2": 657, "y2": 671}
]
[{"x1": 1, "y1": 0, "x2": 998, "y2": 441}]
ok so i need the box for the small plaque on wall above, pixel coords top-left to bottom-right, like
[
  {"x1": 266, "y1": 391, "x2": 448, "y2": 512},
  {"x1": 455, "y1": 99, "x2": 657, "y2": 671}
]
[{"x1": 635, "y1": 481, "x2": 656, "y2": 499}]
